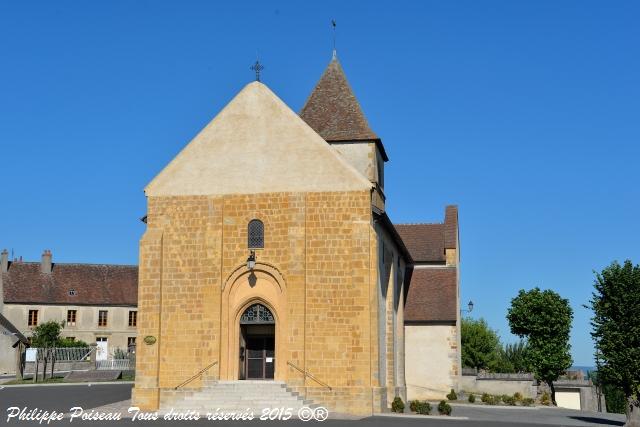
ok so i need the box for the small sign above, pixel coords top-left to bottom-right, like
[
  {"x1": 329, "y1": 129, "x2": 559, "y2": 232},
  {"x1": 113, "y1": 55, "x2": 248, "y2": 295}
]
[
  {"x1": 266, "y1": 357, "x2": 273, "y2": 363},
  {"x1": 143, "y1": 336, "x2": 157, "y2": 345}
]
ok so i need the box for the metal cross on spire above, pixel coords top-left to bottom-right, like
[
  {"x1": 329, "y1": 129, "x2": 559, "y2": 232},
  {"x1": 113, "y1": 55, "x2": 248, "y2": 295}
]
[
  {"x1": 250, "y1": 59, "x2": 264, "y2": 82},
  {"x1": 332, "y1": 19, "x2": 337, "y2": 59}
]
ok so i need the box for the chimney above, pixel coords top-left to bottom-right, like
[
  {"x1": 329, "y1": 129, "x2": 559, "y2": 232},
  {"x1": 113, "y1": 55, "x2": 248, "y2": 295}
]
[
  {"x1": 1, "y1": 249, "x2": 7, "y2": 273},
  {"x1": 41, "y1": 249, "x2": 52, "y2": 274}
]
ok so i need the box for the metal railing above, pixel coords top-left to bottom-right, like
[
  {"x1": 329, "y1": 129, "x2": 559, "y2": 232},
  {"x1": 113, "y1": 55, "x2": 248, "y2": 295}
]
[
  {"x1": 97, "y1": 359, "x2": 131, "y2": 370},
  {"x1": 174, "y1": 361, "x2": 218, "y2": 390},
  {"x1": 27, "y1": 347, "x2": 92, "y2": 362},
  {"x1": 287, "y1": 361, "x2": 332, "y2": 391}
]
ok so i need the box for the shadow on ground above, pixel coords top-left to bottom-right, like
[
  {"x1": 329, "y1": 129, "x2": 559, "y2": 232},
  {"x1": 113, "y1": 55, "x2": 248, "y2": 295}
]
[{"x1": 569, "y1": 416, "x2": 624, "y2": 426}]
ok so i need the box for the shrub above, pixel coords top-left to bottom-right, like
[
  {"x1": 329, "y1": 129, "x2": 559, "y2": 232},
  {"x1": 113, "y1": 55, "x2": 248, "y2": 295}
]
[
  {"x1": 468, "y1": 394, "x2": 476, "y2": 403},
  {"x1": 113, "y1": 348, "x2": 128, "y2": 359},
  {"x1": 415, "y1": 401, "x2": 431, "y2": 415},
  {"x1": 446, "y1": 388, "x2": 458, "y2": 401},
  {"x1": 57, "y1": 337, "x2": 89, "y2": 348},
  {"x1": 438, "y1": 400, "x2": 452, "y2": 416},
  {"x1": 502, "y1": 395, "x2": 516, "y2": 406},
  {"x1": 391, "y1": 397, "x2": 405, "y2": 413},
  {"x1": 522, "y1": 397, "x2": 535, "y2": 407},
  {"x1": 540, "y1": 391, "x2": 551, "y2": 406},
  {"x1": 409, "y1": 400, "x2": 419, "y2": 412},
  {"x1": 481, "y1": 393, "x2": 500, "y2": 405},
  {"x1": 513, "y1": 392, "x2": 523, "y2": 402}
]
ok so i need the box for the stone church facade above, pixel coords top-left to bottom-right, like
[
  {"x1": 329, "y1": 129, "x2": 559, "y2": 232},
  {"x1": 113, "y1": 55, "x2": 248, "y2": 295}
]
[{"x1": 133, "y1": 57, "x2": 461, "y2": 415}]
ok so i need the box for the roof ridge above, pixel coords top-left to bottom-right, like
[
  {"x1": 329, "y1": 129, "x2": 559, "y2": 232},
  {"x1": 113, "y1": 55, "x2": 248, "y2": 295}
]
[
  {"x1": 395, "y1": 222, "x2": 444, "y2": 226},
  {"x1": 6, "y1": 261, "x2": 138, "y2": 268}
]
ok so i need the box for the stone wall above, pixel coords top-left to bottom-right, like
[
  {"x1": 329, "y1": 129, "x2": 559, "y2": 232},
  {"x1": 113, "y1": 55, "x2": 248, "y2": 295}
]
[
  {"x1": 460, "y1": 375, "x2": 537, "y2": 398},
  {"x1": 2, "y1": 304, "x2": 137, "y2": 356},
  {"x1": 405, "y1": 324, "x2": 459, "y2": 400},
  {"x1": 133, "y1": 190, "x2": 389, "y2": 416}
]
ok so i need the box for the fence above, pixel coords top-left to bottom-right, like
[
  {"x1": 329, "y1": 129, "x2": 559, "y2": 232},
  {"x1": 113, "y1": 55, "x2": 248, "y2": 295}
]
[
  {"x1": 96, "y1": 359, "x2": 131, "y2": 370},
  {"x1": 25, "y1": 347, "x2": 91, "y2": 362}
]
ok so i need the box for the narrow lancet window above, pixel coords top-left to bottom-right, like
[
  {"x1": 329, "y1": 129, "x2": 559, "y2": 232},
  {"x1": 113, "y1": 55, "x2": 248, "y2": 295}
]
[{"x1": 248, "y1": 219, "x2": 264, "y2": 249}]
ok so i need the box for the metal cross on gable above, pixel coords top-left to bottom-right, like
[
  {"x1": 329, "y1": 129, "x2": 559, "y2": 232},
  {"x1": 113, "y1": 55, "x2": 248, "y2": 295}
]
[{"x1": 250, "y1": 60, "x2": 264, "y2": 82}]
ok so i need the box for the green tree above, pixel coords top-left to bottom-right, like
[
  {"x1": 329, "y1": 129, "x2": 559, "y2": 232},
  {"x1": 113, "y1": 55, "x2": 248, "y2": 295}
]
[
  {"x1": 30, "y1": 320, "x2": 64, "y2": 348},
  {"x1": 461, "y1": 318, "x2": 503, "y2": 371},
  {"x1": 30, "y1": 321, "x2": 88, "y2": 348},
  {"x1": 507, "y1": 288, "x2": 573, "y2": 405},
  {"x1": 503, "y1": 340, "x2": 531, "y2": 373},
  {"x1": 588, "y1": 260, "x2": 640, "y2": 427}
]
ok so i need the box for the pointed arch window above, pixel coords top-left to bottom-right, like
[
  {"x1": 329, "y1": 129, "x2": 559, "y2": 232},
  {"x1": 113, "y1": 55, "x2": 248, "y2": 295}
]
[{"x1": 248, "y1": 219, "x2": 264, "y2": 249}]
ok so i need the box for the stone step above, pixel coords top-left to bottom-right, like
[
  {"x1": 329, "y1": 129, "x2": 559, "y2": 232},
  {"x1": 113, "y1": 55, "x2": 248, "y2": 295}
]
[
  {"x1": 186, "y1": 397, "x2": 300, "y2": 402},
  {"x1": 161, "y1": 381, "x2": 319, "y2": 414},
  {"x1": 184, "y1": 392, "x2": 298, "y2": 397}
]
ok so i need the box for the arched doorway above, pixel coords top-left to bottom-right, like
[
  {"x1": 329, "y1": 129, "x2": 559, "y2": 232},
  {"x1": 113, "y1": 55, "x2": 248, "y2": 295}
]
[
  {"x1": 239, "y1": 303, "x2": 275, "y2": 380},
  {"x1": 220, "y1": 263, "x2": 287, "y2": 381}
]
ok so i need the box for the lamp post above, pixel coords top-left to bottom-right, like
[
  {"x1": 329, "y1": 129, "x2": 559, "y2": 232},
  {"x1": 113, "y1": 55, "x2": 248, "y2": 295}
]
[
  {"x1": 461, "y1": 300, "x2": 474, "y2": 315},
  {"x1": 247, "y1": 251, "x2": 256, "y2": 271}
]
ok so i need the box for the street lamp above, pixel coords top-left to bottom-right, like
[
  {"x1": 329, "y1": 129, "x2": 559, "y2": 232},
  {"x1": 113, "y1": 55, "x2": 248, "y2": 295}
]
[
  {"x1": 461, "y1": 300, "x2": 474, "y2": 315},
  {"x1": 247, "y1": 251, "x2": 256, "y2": 271}
]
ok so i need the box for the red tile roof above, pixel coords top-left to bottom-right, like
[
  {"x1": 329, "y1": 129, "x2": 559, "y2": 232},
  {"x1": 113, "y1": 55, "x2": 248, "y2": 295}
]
[
  {"x1": 2, "y1": 262, "x2": 138, "y2": 306},
  {"x1": 300, "y1": 57, "x2": 379, "y2": 143},
  {"x1": 395, "y1": 205, "x2": 458, "y2": 263},
  {"x1": 404, "y1": 267, "x2": 457, "y2": 323},
  {"x1": 395, "y1": 223, "x2": 445, "y2": 263}
]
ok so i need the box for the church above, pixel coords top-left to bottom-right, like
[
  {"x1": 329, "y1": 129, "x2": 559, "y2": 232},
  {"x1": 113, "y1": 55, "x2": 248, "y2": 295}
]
[{"x1": 133, "y1": 54, "x2": 462, "y2": 416}]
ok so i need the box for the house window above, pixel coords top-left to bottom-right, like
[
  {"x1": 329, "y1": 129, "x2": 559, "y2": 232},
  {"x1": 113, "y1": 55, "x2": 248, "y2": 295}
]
[
  {"x1": 128, "y1": 337, "x2": 136, "y2": 352},
  {"x1": 68, "y1": 289, "x2": 77, "y2": 296},
  {"x1": 67, "y1": 310, "x2": 77, "y2": 326},
  {"x1": 128, "y1": 311, "x2": 137, "y2": 327},
  {"x1": 28, "y1": 310, "x2": 38, "y2": 327},
  {"x1": 98, "y1": 310, "x2": 108, "y2": 327},
  {"x1": 248, "y1": 219, "x2": 264, "y2": 249}
]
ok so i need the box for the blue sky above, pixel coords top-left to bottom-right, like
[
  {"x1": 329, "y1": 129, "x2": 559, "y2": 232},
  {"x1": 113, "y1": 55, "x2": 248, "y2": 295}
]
[{"x1": 1, "y1": 1, "x2": 638, "y2": 366}]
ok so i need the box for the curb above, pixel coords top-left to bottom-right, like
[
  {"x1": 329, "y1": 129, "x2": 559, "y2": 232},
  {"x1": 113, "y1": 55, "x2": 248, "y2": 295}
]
[
  {"x1": 448, "y1": 402, "x2": 540, "y2": 410},
  {"x1": 374, "y1": 413, "x2": 469, "y2": 420},
  {"x1": 0, "y1": 381, "x2": 134, "y2": 388}
]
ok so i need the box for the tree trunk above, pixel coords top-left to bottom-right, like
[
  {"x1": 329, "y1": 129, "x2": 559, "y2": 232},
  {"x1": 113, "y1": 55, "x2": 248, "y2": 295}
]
[
  {"x1": 626, "y1": 396, "x2": 640, "y2": 427},
  {"x1": 41, "y1": 351, "x2": 47, "y2": 381},
  {"x1": 32, "y1": 356, "x2": 38, "y2": 383},
  {"x1": 548, "y1": 381, "x2": 557, "y2": 406},
  {"x1": 50, "y1": 350, "x2": 55, "y2": 380}
]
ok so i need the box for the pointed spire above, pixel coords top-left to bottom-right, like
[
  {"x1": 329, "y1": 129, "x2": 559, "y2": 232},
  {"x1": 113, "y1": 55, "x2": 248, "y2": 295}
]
[{"x1": 300, "y1": 57, "x2": 379, "y2": 143}]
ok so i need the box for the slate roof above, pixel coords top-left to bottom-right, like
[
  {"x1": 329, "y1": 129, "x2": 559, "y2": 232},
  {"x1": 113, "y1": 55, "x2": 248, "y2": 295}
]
[
  {"x1": 300, "y1": 57, "x2": 380, "y2": 144},
  {"x1": 2, "y1": 262, "x2": 138, "y2": 306},
  {"x1": 395, "y1": 205, "x2": 458, "y2": 263},
  {"x1": 404, "y1": 267, "x2": 457, "y2": 323}
]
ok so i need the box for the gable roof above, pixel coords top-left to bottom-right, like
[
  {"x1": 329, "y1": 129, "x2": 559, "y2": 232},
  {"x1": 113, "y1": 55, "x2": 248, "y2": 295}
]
[
  {"x1": 145, "y1": 81, "x2": 372, "y2": 196},
  {"x1": 395, "y1": 205, "x2": 458, "y2": 263},
  {"x1": 395, "y1": 223, "x2": 445, "y2": 263},
  {"x1": 300, "y1": 57, "x2": 380, "y2": 144},
  {"x1": 2, "y1": 262, "x2": 138, "y2": 306},
  {"x1": 404, "y1": 267, "x2": 457, "y2": 323}
]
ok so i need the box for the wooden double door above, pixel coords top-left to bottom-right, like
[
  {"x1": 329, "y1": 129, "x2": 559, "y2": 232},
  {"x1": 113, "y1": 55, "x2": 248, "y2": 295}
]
[{"x1": 240, "y1": 324, "x2": 275, "y2": 380}]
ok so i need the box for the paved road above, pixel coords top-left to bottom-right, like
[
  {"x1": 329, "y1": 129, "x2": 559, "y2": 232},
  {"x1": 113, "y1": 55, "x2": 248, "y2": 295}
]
[
  {"x1": 0, "y1": 382, "x2": 132, "y2": 413},
  {"x1": 0, "y1": 383, "x2": 626, "y2": 426}
]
